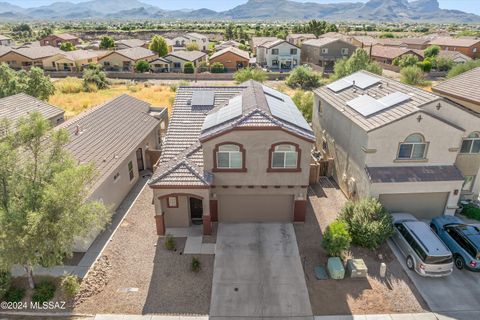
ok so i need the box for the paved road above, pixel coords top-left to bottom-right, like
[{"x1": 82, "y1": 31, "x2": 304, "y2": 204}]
[
  {"x1": 389, "y1": 239, "x2": 480, "y2": 315},
  {"x1": 210, "y1": 223, "x2": 313, "y2": 319}
]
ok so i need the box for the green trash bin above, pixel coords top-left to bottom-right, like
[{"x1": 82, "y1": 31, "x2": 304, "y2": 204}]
[{"x1": 327, "y1": 257, "x2": 345, "y2": 280}]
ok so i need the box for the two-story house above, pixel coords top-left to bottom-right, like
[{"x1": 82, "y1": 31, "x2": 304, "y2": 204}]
[
  {"x1": 148, "y1": 81, "x2": 315, "y2": 236},
  {"x1": 429, "y1": 37, "x2": 480, "y2": 59},
  {"x1": 40, "y1": 33, "x2": 81, "y2": 47},
  {"x1": 256, "y1": 39, "x2": 301, "y2": 70},
  {"x1": 313, "y1": 71, "x2": 480, "y2": 219},
  {"x1": 301, "y1": 37, "x2": 357, "y2": 73},
  {"x1": 170, "y1": 33, "x2": 209, "y2": 52},
  {"x1": 286, "y1": 33, "x2": 316, "y2": 47}
]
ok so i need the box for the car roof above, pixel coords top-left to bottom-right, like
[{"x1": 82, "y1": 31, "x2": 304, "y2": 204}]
[
  {"x1": 391, "y1": 213, "x2": 418, "y2": 223},
  {"x1": 453, "y1": 225, "x2": 480, "y2": 249},
  {"x1": 404, "y1": 221, "x2": 452, "y2": 256}
]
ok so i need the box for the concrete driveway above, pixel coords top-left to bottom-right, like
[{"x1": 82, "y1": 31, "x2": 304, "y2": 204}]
[
  {"x1": 210, "y1": 223, "x2": 313, "y2": 319},
  {"x1": 389, "y1": 239, "x2": 480, "y2": 316}
]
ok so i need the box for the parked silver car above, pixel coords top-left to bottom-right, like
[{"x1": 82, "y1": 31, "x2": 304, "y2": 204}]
[{"x1": 391, "y1": 213, "x2": 453, "y2": 277}]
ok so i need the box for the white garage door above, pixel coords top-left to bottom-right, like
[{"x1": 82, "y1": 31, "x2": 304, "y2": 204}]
[
  {"x1": 218, "y1": 195, "x2": 294, "y2": 222},
  {"x1": 379, "y1": 192, "x2": 449, "y2": 220}
]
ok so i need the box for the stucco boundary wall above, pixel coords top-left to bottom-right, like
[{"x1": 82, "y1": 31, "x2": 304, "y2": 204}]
[{"x1": 46, "y1": 71, "x2": 289, "y2": 81}]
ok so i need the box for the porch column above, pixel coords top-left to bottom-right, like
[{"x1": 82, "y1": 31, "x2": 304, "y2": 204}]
[
  {"x1": 203, "y1": 215, "x2": 212, "y2": 235},
  {"x1": 209, "y1": 199, "x2": 218, "y2": 222},
  {"x1": 293, "y1": 200, "x2": 307, "y2": 222},
  {"x1": 155, "y1": 214, "x2": 166, "y2": 236}
]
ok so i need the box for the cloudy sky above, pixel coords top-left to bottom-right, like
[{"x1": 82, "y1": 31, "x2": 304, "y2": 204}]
[{"x1": 11, "y1": 0, "x2": 480, "y2": 15}]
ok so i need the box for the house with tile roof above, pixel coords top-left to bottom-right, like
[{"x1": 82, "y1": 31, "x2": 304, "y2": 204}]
[
  {"x1": 43, "y1": 50, "x2": 108, "y2": 72},
  {"x1": 313, "y1": 71, "x2": 480, "y2": 218},
  {"x1": 209, "y1": 47, "x2": 250, "y2": 72},
  {"x1": 114, "y1": 39, "x2": 147, "y2": 50},
  {"x1": 429, "y1": 37, "x2": 480, "y2": 59},
  {"x1": 163, "y1": 50, "x2": 207, "y2": 72},
  {"x1": 286, "y1": 33, "x2": 316, "y2": 47},
  {"x1": 98, "y1": 47, "x2": 157, "y2": 72},
  {"x1": 214, "y1": 40, "x2": 242, "y2": 51},
  {"x1": 250, "y1": 36, "x2": 278, "y2": 55},
  {"x1": 368, "y1": 45, "x2": 424, "y2": 65},
  {"x1": 256, "y1": 39, "x2": 301, "y2": 70},
  {"x1": 57, "y1": 94, "x2": 167, "y2": 251},
  {"x1": 0, "y1": 45, "x2": 63, "y2": 70},
  {"x1": 40, "y1": 33, "x2": 81, "y2": 47},
  {"x1": 301, "y1": 37, "x2": 357, "y2": 72},
  {"x1": 0, "y1": 34, "x2": 13, "y2": 46},
  {"x1": 148, "y1": 81, "x2": 315, "y2": 236}
]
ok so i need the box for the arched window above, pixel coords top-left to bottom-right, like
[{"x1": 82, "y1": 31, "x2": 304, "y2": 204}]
[
  {"x1": 214, "y1": 143, "x2": 245, "y2": 171},
  {"x1": 269, "y1": 143, "x2": 300, "y2": 171},
  {"x1": 460, "y1": 132, "x2": 480, "y2": 154},
  {"x1": 398, "y1": 133, "x2": 427, "y2": 160}
]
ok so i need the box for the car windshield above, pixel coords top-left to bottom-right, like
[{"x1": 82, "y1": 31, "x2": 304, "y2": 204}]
[{"x1": 424, "y1": 255, "x2": 453, "y2": 265}]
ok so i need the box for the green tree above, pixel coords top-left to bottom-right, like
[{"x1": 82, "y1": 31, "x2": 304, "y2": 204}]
[
  {"x1": 183, "y1": 62, "x2": 195, "y2": 74},
  {"x1": 233, "y1": 68, "x2": 267, "y2": 83},
  {"x1": 186, "y1": 42, "x2": 199, "y2": 51},
  {"x1": 379, "y1": 32, "x2": 395, "y2": 38},
  {"x1": 436, "y1": 57, "x2": 454, "y2": 72},
  {"x1": 24, "y1": 67, "x2": 55, "y2": 100},
  {"x1": 135, "y1": 60, "x2": 150, "y2": 73},
  {"x1": 99, "y1": 36, "x2": 115, "y2": 50},
  {"x1": 333, "y1": 49, "x2": 382, "y2": 80},
  {"x1": 60, "y1": 42, "x2": 75, "y2": 52},
  {"x1": 0, "y1": 113, "x2": 110, "y2": 288},
  {"x1": 400, "y1": 65, "x2": 425, "y2": 85},
  {"x1": 0, "y1": 64, "x2": 54, "y2": 101},
  {"x1": 424, "y1": 45, "x2": 440, "y2": 58},
  {"x1": 286, "y1": 65, "x2": 322, "y2": 90},
  {"x1": 224, "y1": 23, "x2": 234, "y2": 40},
  {"x1": 149, "y1": 35, "x2": 168, "y2": 57},
  {"x1": 322, "y1": 220, "x2": 351, "y2": 257},
  {"x1": 292, "y1": 90, "x2": 313, "y2": 123},
  {"x1": 393, "y1": 54, "x2": 419, "y2": 68},
  {"x1": 82, "y1": 64, "x2": 109, "y2": 90},
  {"x1": 210, "y1": 62, "x2": 225, "y2": 73}
]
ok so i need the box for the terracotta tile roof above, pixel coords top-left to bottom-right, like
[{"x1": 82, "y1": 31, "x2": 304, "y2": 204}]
[
  {"x1": 366, "y1": 165, "x2": 464, "y2": 183},
  {"x1": 353, "y1": 36, "x2": 379, "y2": 46},
  {"x1": 437, "y1": 50, "x2": 471, "y2": 61},
  {"x1": 105, "y1": 47, "x2": 156, "y2": 61},
  {"x1": 57, "y1": 49, "x2": 104, "y2": 61},
  {"x1": 432, "y1": 67, "x2": 480, "y2": 106},
  {"x1": 251, "y1": 37, "x2": 278, "y2": 48},
  {"x1": 377, "y1": 38, "x2": 406, "y2": 46},
  {"x1": 430, "y1": 37, "x2": 480, "y2": 47},
  {"x1": 210, "y1": 46, "x2": 250, "y2": 61},
  {"x1": 303, "y1": 37, "x2": 345, "y2": 47},
  {"x1": 54, "y1": 33, "x2": 79, "y2": 41},
  {"x1": 0, "y1": 93, "x2": 64, "y2": 123},
  {"x1": 10, "y1": 45, "x2": 63, "y2": 59},
  {"x1": 288, "y1": 33, "x2": 316, "y2": 39},
  {"x1": 115, "y1": 39, "x2": 146, "y2": 48},
  {"x1": 369, "y1": 45, "x2": 420, "y2": 60},
  {"x1": 164, "y1": 50, "x2": 207, "y2": 62}
]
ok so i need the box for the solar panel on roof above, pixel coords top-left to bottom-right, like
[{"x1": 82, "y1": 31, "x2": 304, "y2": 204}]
[
  {"x1": 267, "y1": 95, "x2": 312, "y2": 131},
  {"x1": 192, "y1": 91, "x2": 215, "y2": 107},
  {"x1": 377, "y1": 91, "x2": 411, "y2": 108},
  {"x1": 347, "y1": 91, "x2": 411, "y2": 117},
  {"x1": 326, "y1": 72, "x2": 381, "y2": 93},
  {"x1": 201, "y1": 95, "x2": 243, "y2": 131},
  {"x1": 262, "y1": 85, "x2": 286, "y2": 101}
]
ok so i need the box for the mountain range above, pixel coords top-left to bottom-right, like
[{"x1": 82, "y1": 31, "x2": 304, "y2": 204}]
[{"x1": 0, "y1": 0, "x2": 478, "y2": 22}]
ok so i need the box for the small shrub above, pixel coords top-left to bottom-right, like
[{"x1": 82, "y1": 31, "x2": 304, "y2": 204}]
[
  {"x1": 84, "y1": 82, "x2": 98, "y2": 93},
  {"x1": 169, "y1": 83, "x2": 178, "y2": 92},
  {"x1": 400, "y1": 65, "x2": 425, "y2": 85},
  {"x1": 179, "y1": 80, "x2": 190, "y2": 86},
  {"x1": 164, "y1": 234, "x2": 175, "y2": 250},
  {"x1": 183, "y1": 62, "x2": 195, "y2": 74},
  {"x1": 340, "y1": 198, "x2": 394, "y2": 250},
  {"x1": 191, "y1": 257, "x2": 201, "y2": 272},
  {"x1": 462, "y1": 204, "x2": 480, "y2": 221},
  {"x1": 135, "y1": 60, "x2": 150, "y2": 73},
  {"x1": 285, "y1": 65, "x2": 322, "y2": 90},
  {"x1": 0, "y1": 271, "x2": 11, "y2": 300},
  {"x1": 60, "y1": 275, "x2": 80, "y2": 299},
  {"x1": 198, "y1": 61, "x2": 209, "y2": 73},
  {"x1": 210, "y1": 62, "x2": 225, "y2": 73},
  {"x1": 32, "y1": 280, "x2": 56, "y2": 303},
  {"x1": 417, "y1": 60, "x2": 432, "y2": 73},
  {"x1": 56, "y1": 77, "x2": 83, "y2": 94},
  {"x1": 4, "y1": 287, "x2": 25, "y2": 302},
  {"x1": 292, "y1": 90, "x2": 313, "y2": 122},
  {"x1": 322, "y1": 220, "x2": 351, "y2": 257},
  {"x1": 127, "y1": 84, "x2": 141, "y2": 93},
  {"x1": 234, "y1": 68, "x2": 267, "y2": 83}
]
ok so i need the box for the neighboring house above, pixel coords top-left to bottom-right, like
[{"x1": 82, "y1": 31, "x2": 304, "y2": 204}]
[
  {"x1": 400, "y1": 38, "x2": 431, "y2": 50},
  {"x1": 148, "y1": 81, "x2": 315, "y2": 236},
  {"x1": 368, "y1": 45, "x2": 423, "y2": 65},
  {"x1": 0, "y1": 46, "x2": 63, "y2": 70},
  {"x1": 351, "y1": 35, "x2": 379, "y2": 48},
  {"x1": 208, "y1": 46, "x2": 250, "y2": 72},
  {"x1": 171, "y1": 33, "x2": 209, "y2": 52},
  {"x1": 437, "y1": 50, "x2": 472, "y2": 64},
  {"x1": 429, "y1": 37, "x2": 480, "y2": 59},
  {"x1": 376, "y1": 38, "x2": 407, "y2": 47},
  {"x1": 114, "y1": 39, "x2": 147, "y2": 50},
  {"x1": 250, "y1": 36, "x2": 278, "y2": 55},
  {"x1": 98, "y1": 47, "x2": 157, "y2": 72},
  {"x1": 286, "y1": 33, "x2": 316, "y2": 47},
  {"x1": 257, "y1": 39, "x2": 300, "y2": 70},
  {"x1": 313, "y1": 71, "x2": 480, "y2": 218},
  {"x1": 163, "y1": 50, "x2": 207, "y2": 72},
  {"x1": 149, "y1": 57, "x2": 170, "y2": 73},
  {"x1": 0, "y1": 34, "x2": 13, "y2": 46},
  {"x1": 43, "y1": 50, "x2": 107, "y2": 72},
  {"x1": 0, "y1": 93, "x2": 65, "y2": 128},
  {"x1": 164, "y1": 38, "x2": 174, "y2": 52},
  {"x1": 40, "y1": 33, "x2": 80, "y2": 47},
  {"x1": 214, "y1": 40, "x2": 242, "y2": 51},
  {"x1": 301, "y1": 37, "x2": 357, "y2": 72},
  {"x1": 58, "y1": 94, "x2": 167, "y2": 251},
  {"x1": 14, "y1": 41, "x2": 40, "y2": 49}
]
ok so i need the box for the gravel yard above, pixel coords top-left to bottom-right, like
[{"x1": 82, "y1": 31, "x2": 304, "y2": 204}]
[
  {"x1": 294, "y1": 178, "x2": 429, "y2": 315},
  {"x1": 73, "y1": 185, "x2": 214, "y2": 315}
]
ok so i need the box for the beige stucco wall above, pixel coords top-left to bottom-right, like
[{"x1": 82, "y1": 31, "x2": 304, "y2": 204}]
[
  {"x1": 166, "y1": 55, "x2": 206, "y2": 72},
  {"x1": 0, "y1": 51, "x2": 42, "y2": 69},
  {"x1": 43, "y1": 54, "x2": 98, "y2": 71},
  {"x1": 264, "y1": 42, "x2": 301, "y2": 69},
  {"x1": 99, "y1": 52, "x2": 156, "y2": 70}
]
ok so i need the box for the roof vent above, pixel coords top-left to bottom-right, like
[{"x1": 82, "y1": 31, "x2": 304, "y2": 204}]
[
  {"x1": 378, "y1": 83, "x2": 383, "y2": 89},
  {"x1": 74, "y1": 124, "x2": 82, "y2": 135},
  {"x1": 187, "y1": 99, "x2": 191, "y2": 105}
]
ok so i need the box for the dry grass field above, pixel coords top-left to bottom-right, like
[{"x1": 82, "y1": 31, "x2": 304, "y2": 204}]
[{"x1": 49, "y1": 78, "x2": 176, "y2": 119}]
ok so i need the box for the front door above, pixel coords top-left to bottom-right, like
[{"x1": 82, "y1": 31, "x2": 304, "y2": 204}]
[
  {"x1": 190, "y1": 197, "x2": 203, "y2": 225},
  {"x1": 136, "y1": 148, "x2": 144, "y2": 171}
]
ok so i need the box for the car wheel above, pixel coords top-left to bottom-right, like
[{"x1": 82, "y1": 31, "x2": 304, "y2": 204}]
[
  {"x1": 454, "y1": 255, "x2": 465, "y2": 270},
  {"x1": 406, "y1": 256, "x2": 414, "y2": 270},
  {"x1": 430, "y1": 224, "x2": 438, "y2": 234}
]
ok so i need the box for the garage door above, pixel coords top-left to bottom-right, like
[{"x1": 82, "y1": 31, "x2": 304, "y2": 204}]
[
  {"x1": 379, "y1": 192, "x2": 449, "y2": 220},
  {"x1": 218, "y1": 195, "x2": 294, "y2": 222}
]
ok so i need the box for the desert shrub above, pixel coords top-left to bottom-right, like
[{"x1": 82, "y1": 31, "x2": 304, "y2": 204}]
[
  {"x1": 210, "y1": 62, "x2": 225, "y2": 73},
  {"x1": 198, "y1": 61, "x2": 209, "y2": 73},
  {"x1": 32, "y1": 280, "x2": 56, "y2": 303},
  {"x1": 169, "y1": 83, "x2": 178, "y2": 92},
  {"x1": 400, "y1": 65, "x2": 425, "y2": 85},
  {"x1": 285, "y1": 65, "x2": 322, "y2": 90},
  {"x1": 322, "y1": 220, "x2": 351, "y2": 257},
  {"x1": 164, "y1": 234, "x2": 175, "y2": 250},
  {"x1": 447, "y1": 60, "x2": 480, "y2": 78},
  {"x1": 0, "y1": 271, "x2": 11, "y2": 300},
  {"x1": 135, "y1": 60, "x2": 150, "y2": 73},
  {"x1": 339, "y1": 198, "x2": 394, "y2": 250},
  {"x1": 292, "y1": 90, "x2": 313, "y2": 122},
  {"x1": 435, "y1": 57, "x2": 454, "y2": 72},
  {"x1": 183, "y1": 62, "x2": 195, "y2": 74},
  {"x1": 332, "y1": 49, "x2": 382, "y2": 80},
  {"x1": 186, "y1": 42, "x2": 199, "y2": 51},
  {"x1": 60, "y1": 275, "x2": 80, "y2": 299},
  {"x1": 233, "y1": 67, "x2": 267, "y2": 83},
  {"x1": 417, "y1": 60, "x2": 432, "y2": 73},
  {"x1": 191, "y1": 257, "x2": 201, "y2": 272},
  {"x1": 393, "y1": 54, "x2": 419, "y2": 68},
  {"x1": 83, "y1": 64, "x2": 108, "y2": 90},
  {"x1": 462, "y1": 204, "x2": 480, "y2": 221},
  {"x1": 56, "y1": 77, "x2": 83, "y2": 94},
  {"x1": 4, "y1": 287, "x2": 25, "y2": 302},
  {"x1": 424, "y1": 45, "x2": 440, "y2": 58}
]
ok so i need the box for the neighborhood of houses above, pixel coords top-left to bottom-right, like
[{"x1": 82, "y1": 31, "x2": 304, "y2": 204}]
[{"x1": 1, "y1": 28, "x2": 480, "y2": 319}]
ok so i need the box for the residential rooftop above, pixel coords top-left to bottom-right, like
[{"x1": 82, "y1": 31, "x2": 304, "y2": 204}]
[
  {"x1": 369, "y1": 45, "x2": 422, "y2": 59},
  {"x1": 165, "y1": 50, "x2": 207, "y2": 62},
  {"x1": 106, "y1": 47, "x2": 156, "y2": 61},
  {"x1": 115, "y1": 39, "x2": 146, "y2": 48},
  {"x1": 303, "y1": 37, "x2": 347, "y2": 47},
  {"x1": 251, "y1": 36, "x2": 278, "y2": 48},
  {"x1": 429, "y1": 37, "x2": 480, "y2": 47},
  {"x1": 4, "y1": 45, "x2": 63, "y2": 59},
  {"x1": 51, "y1": 33, "x2": 78, "y2": 41},
  {"x1": 210, "y1": 46, "x2": 250, "y2": 60},
  {"x1": 432, "y1": 67, "x2": 480, "y2": 107},
  {"x1": 0, "y1": 93, "x2": 64, "y2": 123}
]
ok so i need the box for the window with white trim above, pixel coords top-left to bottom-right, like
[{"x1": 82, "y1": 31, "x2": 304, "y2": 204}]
[
  {"x1": 460, "y1": 132, "x2": 480, "y2": 154},
  {"x1": 272, "y1": 48, "x2": 279, "y2": 55},
  {"x1": 341, "y1": 48, "x2": 349, "y2": 55},
  {"x1": 321, "y1": 48, "x2": 328, "y2": 54},
  {"x1": 217, "y1": 144, "x2": 242, "y2": 169},
  {"x1": 463, "y1": 175, "x2": 476, "y2": 192},
  {"x1": 272, "y1": 144, "x2": 298, "y2": 168},
  {"x1": 398, "y1": 134, "x2": 427, "y2": 160},
  {"x1": 167, "y1": 196, "x2": 178, "y2": 208}
]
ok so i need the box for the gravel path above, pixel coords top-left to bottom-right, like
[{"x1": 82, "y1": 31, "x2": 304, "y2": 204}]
[{"x1": 74, "y1": 186, "x2": 213, "y2": 315}]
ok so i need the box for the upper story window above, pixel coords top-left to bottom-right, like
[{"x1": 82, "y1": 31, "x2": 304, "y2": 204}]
[
  {"x1": 290, "y1": 48, "x2": 297, "y2": 55},
  {"x1": 321, "y1": 48, "x2": 328, "y2": 54},
  {"x1": 341, "y1": 48, "x2": 349, "y2": 55},
  {"x1": 271, "y1": 49, "x2": 279, "y2": 55},
  {"x1": 397, "y1": 133, "x2": 427, "y2": 160},
  {"x1": 268, "y1": 143, "x2": 300, "y2": 172},
  {"x1": 460, "y1": 132, "x2": 480, "y2": 154},
  {"x1": 214, "y1": 143, "x2": 245, "y2": 171}
]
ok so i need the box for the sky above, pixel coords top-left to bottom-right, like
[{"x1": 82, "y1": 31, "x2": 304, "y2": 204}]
[{"x1": 10, "y1": 0, "x2": 480, "y2": 15}]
